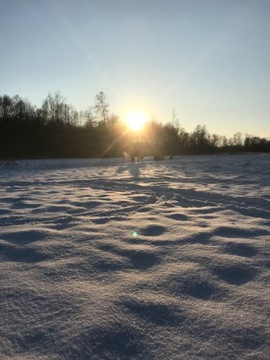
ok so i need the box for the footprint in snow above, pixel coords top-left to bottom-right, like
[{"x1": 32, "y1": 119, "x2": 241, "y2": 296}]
[{"x1": 140, "y1": 225, "x2": 166, "y2": 237}]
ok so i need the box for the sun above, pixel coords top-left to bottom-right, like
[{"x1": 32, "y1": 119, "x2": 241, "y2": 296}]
[{"x1": 125, "y1": 111, "x2": 148, "y2": 132}]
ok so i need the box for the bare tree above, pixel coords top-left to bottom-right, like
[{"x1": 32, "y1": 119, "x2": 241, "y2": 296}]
[{"x1": 94, "y1": 91, "x2": 109, "y2": 125}]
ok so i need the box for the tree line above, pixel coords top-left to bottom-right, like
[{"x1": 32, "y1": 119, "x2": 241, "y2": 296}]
[{"x1": 0, "y1": 91, "x2": 269, "y2": 160}]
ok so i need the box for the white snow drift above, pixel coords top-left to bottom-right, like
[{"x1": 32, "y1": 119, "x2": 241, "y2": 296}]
[{"x1": 0, "y1": 154, "x2": 269, "y2": 359}]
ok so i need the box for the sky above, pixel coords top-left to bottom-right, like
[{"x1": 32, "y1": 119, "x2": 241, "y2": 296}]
[{"x1": 0, "y1": 0, "x2": 269, "y2": 138}]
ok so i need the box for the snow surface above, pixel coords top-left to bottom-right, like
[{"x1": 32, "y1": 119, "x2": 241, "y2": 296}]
[{"x1": 0, "y1": 154, "x2": 269, "y2": 360}]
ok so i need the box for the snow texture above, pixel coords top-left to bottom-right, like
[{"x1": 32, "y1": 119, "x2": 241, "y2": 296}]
[{"x1": 0, "y1": 154, "x2": 269, "y2": 360}]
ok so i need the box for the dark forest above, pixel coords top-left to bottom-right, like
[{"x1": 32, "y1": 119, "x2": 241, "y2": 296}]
[{"x1": 1, "y1": 92, "x2": 269, "y2": 160}]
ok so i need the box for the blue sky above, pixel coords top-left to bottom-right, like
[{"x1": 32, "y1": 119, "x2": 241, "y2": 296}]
[{"x1": 1, "y1": 0, "x2": 269, "y2": 137}]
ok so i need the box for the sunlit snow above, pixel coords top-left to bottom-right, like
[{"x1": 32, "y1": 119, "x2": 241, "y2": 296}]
[{"x1": 0, "y1": 154, "x2": 269, "y2": 359}]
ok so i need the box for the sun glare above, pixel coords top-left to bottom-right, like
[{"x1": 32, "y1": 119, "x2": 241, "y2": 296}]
[{"x1": 125, "y1": 111, "x2": 148, "y2": 132}]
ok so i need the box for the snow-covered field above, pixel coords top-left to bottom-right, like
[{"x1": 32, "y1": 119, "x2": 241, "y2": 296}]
[{"x1": 0, "y1": 154, "x2": 269, "y2": 360}]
